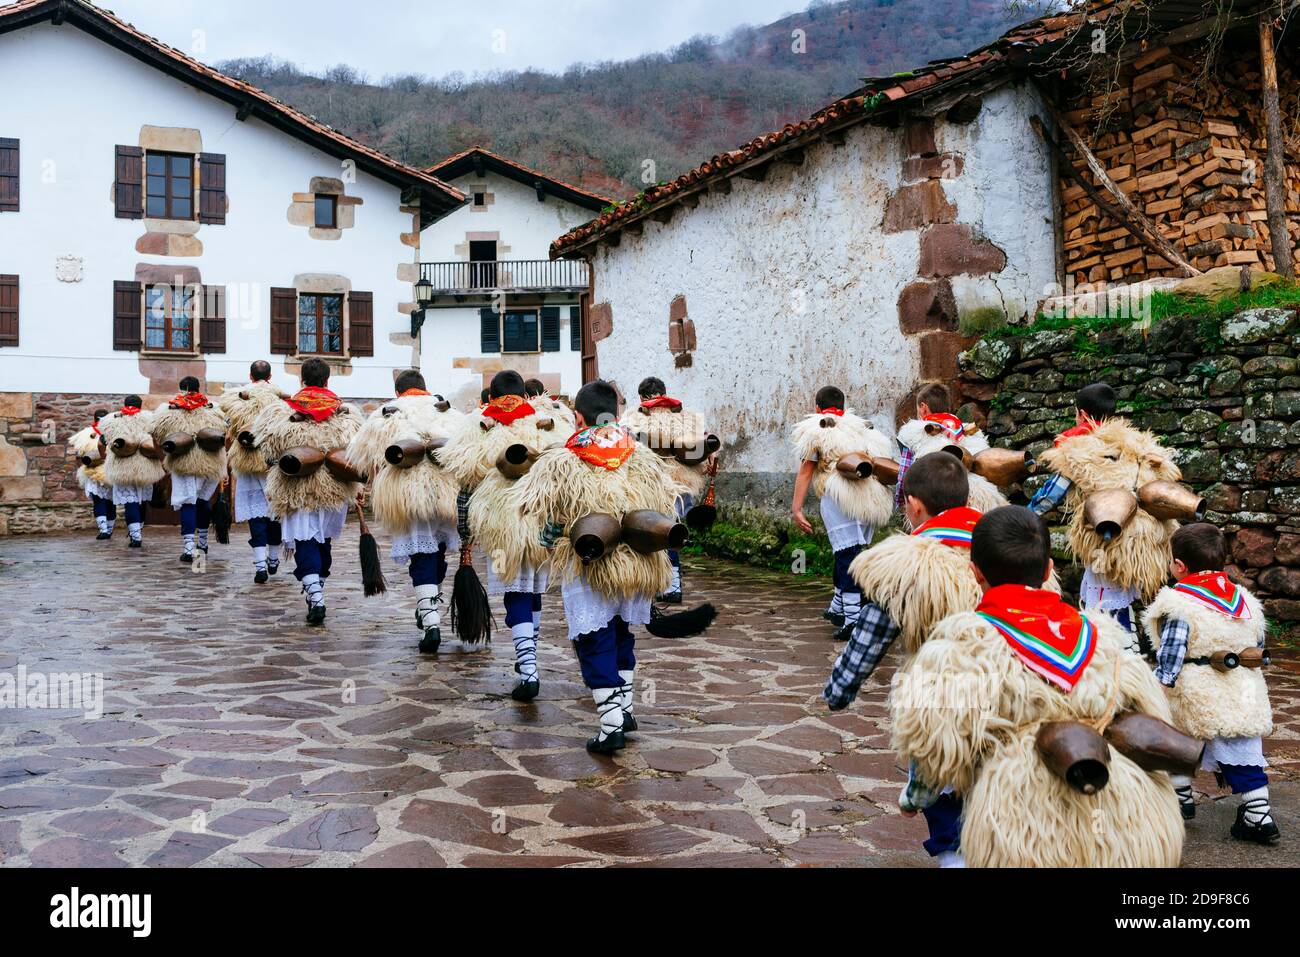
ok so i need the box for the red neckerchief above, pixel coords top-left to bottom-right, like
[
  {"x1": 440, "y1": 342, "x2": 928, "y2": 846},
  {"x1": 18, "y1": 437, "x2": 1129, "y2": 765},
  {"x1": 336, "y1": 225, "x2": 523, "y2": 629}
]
[
  {"x1": 483, "y1": 395, "x2": 535, "y2": 426},
  {"x1": 911, "y1": 506, "x2": 981, "y2": 549},
  {"x1": 170, "y1": 391, "x2": 209, "y2": 411},
  {"x1": 977, "y1": 585, "x2": 1097, "y2": 694},
  {"x1": 925, "y1": 412, "x2": 965, "y2": 442},
  {"x1": 817, "y1": 407, "x2": 845, "y2": 417},
  {"x1": 1174, "y1": 571, "x2": 1251, "y2": 620},
  {"x1": 120, "y1": 406, "x2": 141, "y2": 416},
  {"x1": 640, "y1": 396, "x2": 683, "y2": 412},
  {"x1": 566, "y1": 424, "x2": 638, "y2": 471},
  {"x1": 399, "y1": 388, "x2": 431, "y2": 398},
  {"x1": 285, "y1": 386, "x2": 341, "y2": 422},
  {"x1": 1054, "y1": 415, "x2": 1100, "y2": 448}
]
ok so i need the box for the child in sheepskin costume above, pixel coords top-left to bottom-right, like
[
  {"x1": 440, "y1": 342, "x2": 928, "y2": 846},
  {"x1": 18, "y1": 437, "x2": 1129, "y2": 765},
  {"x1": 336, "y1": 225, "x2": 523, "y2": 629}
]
[
  {"x1": 150, "y1": 376, "x2": 228, "y2": 563},
  {"x1": 252, "y1": 358, "x2": 362, "y2": 625},
  {"x1": 1031, "y1": 383, "x2": 1191, "y2": 651},
  {"x1": 217, "y1": 361, "x2": 287, "y2": 583},
  {"x1": 791, "y1": 385, "x2": 896, "y2": 640},
  {"x1": 439, "y1": 370, "x2": 569, "y2": 701},
  {"x1": 346, "y1": 370, "x2": 463, "y2": 653},
  {"x1": 892, "y1": 506, "x2": 1185, "y2": 867},
  {"x1": 620, "y1": 375, "x2": 716, "y2": 605},
  {"x1": 895, "y1": 384, "x2": 1004, "y2": 518},
  {"x1": 98, "y1": 397, "x2": 163, "y2": 548},
  {"x1": 70, "y1": 409, "x2": 115, "y2": 540},
  {"x1": 509, "y1": 379, "x2": 683, "y2": 753},
  {"x1": 524, "y1": 378, "x2": 579, "y2": 433},
  {"x1": 1145, "y1": 523, "x2": 1280, "y2": 845}
]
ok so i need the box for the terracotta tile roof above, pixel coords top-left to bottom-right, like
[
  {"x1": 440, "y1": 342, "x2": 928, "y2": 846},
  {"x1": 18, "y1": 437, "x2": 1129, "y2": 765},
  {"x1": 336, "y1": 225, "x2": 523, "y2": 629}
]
[
  {"x1": 0, "y1": 0, "x2": 466, "y2": 222},
  {"x1": 428, "y1": 146, "x2": 613, "y2": 212},
  {"x1": 549, "y1": 4, "x2": 1111, "y2": 257}
]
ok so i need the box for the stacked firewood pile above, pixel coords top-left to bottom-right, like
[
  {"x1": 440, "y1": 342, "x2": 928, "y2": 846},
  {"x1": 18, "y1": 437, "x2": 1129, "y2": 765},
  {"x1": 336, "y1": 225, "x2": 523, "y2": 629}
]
[{"x1": 1060, "y1": 41, "x2": 1300, "y2": 285}]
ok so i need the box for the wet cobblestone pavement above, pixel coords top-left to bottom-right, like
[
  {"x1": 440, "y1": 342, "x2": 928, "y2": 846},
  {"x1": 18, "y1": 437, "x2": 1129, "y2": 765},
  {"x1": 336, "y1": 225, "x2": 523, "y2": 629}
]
[{"x1": 1, "y1": 531, "x2": 1297, "y2": 867}]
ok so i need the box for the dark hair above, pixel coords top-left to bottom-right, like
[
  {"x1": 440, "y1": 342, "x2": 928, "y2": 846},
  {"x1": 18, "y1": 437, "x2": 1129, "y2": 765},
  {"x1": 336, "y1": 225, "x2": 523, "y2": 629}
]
[
  {"x1": 179, "y1": 375, "x2": 201, "y2": 392},
  {"x1": 916, "y1": 383, "x2": 952, "y2": 415},
  {"x1": 1171, "y1": 523, "x2": 1226, "y2": 574},
  {"x1": 815, "y1": 386, "x2": 845, "y2": 411},
  {"x1": 902, "y1": 452, "x2": 969, "y2": 517},
  {"x1": 638, "y1": 376, "x2": 666, "y2": 399},
  {"x1": 480, "y1": 388, "x2": 490, "y2": 404},
  {"x1": 490, "y1": 370, "x2": 526, "y2": 400},
  {"x1": 394, "y1": 369, "x2": 426, "y2": 395},
  {"x1": 972, "y1": 506, "x2": 1052, "y2": 588},
  {"x1": 575, "y1": 380, "x2": 619, "y2": 426},
  {"x1": 524, "y1": 378, "x2": 546, "y2": 398},
  {"x1": 249, "y1": 360, "x2": 272, "y2": 382},
  {"x1": 1077, "y1": 382, "x2": 1117, "y2": 420},
  {"x1": 300, "y1": 357, "x2": 331, "y2": 388},
  {"x1": 124, "y1": 394, "x2": 142, "y2": 408},
  {"x1": 93, "y1": 409, "x2": 109, "y2": 421}
]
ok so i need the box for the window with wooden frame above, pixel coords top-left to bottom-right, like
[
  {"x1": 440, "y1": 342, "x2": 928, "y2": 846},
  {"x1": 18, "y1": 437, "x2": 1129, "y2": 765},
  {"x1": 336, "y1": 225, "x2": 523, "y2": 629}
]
[
  {"x1": 314, "y1": 194, "x2": 338, "y2": 229},
  {"x1": 0, "y1": 275, "x2": 18, "y2": 347},
  {"x1": 298, "y1": 293, "x2": 345, "y2": 356},
  {"x1": 501, "y1": 309, "x2": 539, "y2": 353},
  {"x1": 0, "y1": 139, "x2": 18, "y2": 213},
  {"x1": 144, "y1": 283, "x2": 196, "y2": 352},
  {"x1": 145, "y1": 151, "x2": 194, "y2": 220}
]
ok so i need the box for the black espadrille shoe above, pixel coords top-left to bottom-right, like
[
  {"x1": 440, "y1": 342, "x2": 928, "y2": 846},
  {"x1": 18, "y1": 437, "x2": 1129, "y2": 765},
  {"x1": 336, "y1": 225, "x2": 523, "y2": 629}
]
[
  {"x1": 510, "y1": 677, "x2": 540, "y2": 702},
  {"x1": 585, "y1": 730, "x2": 626, "y2": 755},
  {"x1": 1230, "y1": 805, "x2": 1280, "y2": 845}
]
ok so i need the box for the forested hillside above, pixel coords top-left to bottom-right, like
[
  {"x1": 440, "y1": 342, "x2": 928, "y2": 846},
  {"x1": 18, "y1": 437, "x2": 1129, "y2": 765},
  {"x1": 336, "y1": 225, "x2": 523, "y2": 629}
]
[{"x1": 220, "y1": 0, "x2": 1048, "y2": 198}]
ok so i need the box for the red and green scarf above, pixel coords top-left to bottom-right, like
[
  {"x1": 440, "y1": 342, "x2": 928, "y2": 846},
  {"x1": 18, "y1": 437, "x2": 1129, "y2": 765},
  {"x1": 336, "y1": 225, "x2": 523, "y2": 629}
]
[
  {"x1": 912, "y1": 506, "x2": 981, "y2": 548},
  {"x1": 977, "y1": 585, "x2": 1097, "y2": 694},
  {"x1": 566, "y1": 424, "x2": 637, "y2": 471},
  {"x1": 483, "y1": 394, "x2": 535, "y2": 426},
  {"x1": 285, "y1": 386, "x2": 341, "y2": 422},
  {"x1": 924, "y1": 412, "x2": 965, "y2": 442},
  {"x1": 640, "y1": 395, "x2": 683, "y2": 413},
  {"x1": 170, "y1": 391, "x2": 209, "y2": 411},
  {"x1": 1174, "y1": 571, "x2": 1251, "y2": 620}
]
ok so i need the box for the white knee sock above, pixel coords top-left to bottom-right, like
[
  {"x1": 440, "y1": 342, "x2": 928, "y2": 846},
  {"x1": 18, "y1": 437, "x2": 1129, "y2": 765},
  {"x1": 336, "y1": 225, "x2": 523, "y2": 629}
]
[
  {"x1": 1241, "y1": 786, "x2": 1274, "y2": 826},
  {"x1": 268, "y1": 543, "x2": 280, "y2": 563},
  {"x1": 937, "y1": 850, "x2": 965, "y2": 869},
  {"x1": 302, "y1": 573, "x2": 324, "y2": 608},
  {"x1": 414, "y1": 584, "x2": 441, "y2": 632},
  {"x1": 128, "y1": 522, "x2": 143, "y2": 542},
  {"x1": 512, "y1": 622, "x2": 538, "y2": 681},
  {"x1": 105, "y1": 516, "x2": 115, "y2": 533},
  {"x1": 95, "y1": 515, "x2": 108, "y2": 534},
  {"x1": 828, "y1": 588, "x2": 843, "y2": 616},
  {"x1": 1171, "y1": 773, "x2": 1194, "y2": 808},
  {"x1": 670, "y1": 565, "x2": 682, "y2": 593},
  {"x1": 841, "y1": 591, "x2": 862, "y2": 624},
  {"x1": 531, "y1": 607, "x2": 541, "y2": 633},
  {"x1": 591, "y1": 687, "x2": 624, "y2": 741},
  {"x1": 617, "y1": 668, "x2": 635, "y2": 717},
  {"x1": 182, "y1": 533, "x2": 195, "y2": 555},
  {"x1": 197, "y1": 527, "x2": 209, "y2": 549},
  {"x1": 252, "y1": 545, "x2": 268, "y2": 572}
]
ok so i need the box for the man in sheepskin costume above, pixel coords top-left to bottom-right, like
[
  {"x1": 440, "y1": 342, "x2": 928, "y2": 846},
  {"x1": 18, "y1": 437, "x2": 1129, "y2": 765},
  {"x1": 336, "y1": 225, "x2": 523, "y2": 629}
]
[
  {"x1": 98, "y1": 396, "x2": 164, "y2": 549},
  {"x1": 892, "y1": 507, "x2": 1185, "y2": 867},
  {"x1": 439, "y1": 370, "x2": 568, "y2": 700},
  {"x1": 346, "y1": 369, "x2": 463, "y2": 652},
  {"x1": 824, "y1": 452, "x2": 979, "y2": 867},
  {"x1": 218, "y1": 361, "x2": 287, "y2": 583},
  {"x1": 895, "y1": 384, "x2": 1005, "y2": 517},
  {"x1": 509, "y1": 380, "x2": 682, "y2": 753},
  {"x1": 791, "y1": 385, "x2": 896, "y2": 640},
  {"x1": 1031, "y1": 383, "x2": 1198, "y2": 651},
  {"x1": 620, "y1": 376, "x2": 716, "y2": 605},
  {"x1": 1144, "y1": 523, "x2": 1280, "y2": 844},
  {"x1": 252, "y1": 358, "x2": 362, "y2": 625},
  {"x1": 69, "y1": 409, "x2": 114, "y2": 540},
  {"x1": 150, "y1": 376, "x2": 228, "y2": 563}
]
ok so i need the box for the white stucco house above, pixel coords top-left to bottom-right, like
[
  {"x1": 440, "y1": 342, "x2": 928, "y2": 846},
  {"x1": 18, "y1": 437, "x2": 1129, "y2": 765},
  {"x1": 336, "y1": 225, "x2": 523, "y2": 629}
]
[
  {"x1": 551, "y1": 63, "x2": 1060, "y2": 508},
  {"x1": 415, "y1": 147, "x2": 611, "y2": 406},
  {"x1": 0, "y1": 0, "x2": 465, "y2": 404}
]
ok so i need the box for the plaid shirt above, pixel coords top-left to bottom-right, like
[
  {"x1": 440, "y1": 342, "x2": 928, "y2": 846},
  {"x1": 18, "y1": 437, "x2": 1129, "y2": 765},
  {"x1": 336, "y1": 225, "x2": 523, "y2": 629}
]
[
  {"x1": 1152, "y1": 617, "x2": 1191, "y2": 687},
  {"x1": 456, "y1": 488, "x2": 472, "y2": 540},
  {"x1": 894, "y1": 446, "x2": 915, "y2": 509},
  {"x1": 823, "y1": 600, "x2": 901, "y2": 711},
  {"x1": 900, "y1": 761, "x2": 944, "y2": 813},
  {"x1": 1029, "y1": 472, "x2": 1072, "y2": 517},
  {"x1": 540, "y1": 520, "x2": 565, "y2": 549}
]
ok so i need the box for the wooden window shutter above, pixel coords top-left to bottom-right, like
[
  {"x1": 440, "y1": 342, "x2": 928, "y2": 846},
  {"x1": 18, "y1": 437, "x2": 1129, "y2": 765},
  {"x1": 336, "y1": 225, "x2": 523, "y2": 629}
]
[
  {"x1": 569, "y1": 305, "x2": 582, "y2": 352},
  {"x1": 348, "y1": 290, "x2": 374, "y2": 357},
  {"x1": 198, "y1": 153, "x2": 226, "y2": 225},
  {"x1": 200, "y1": 284, "x2": 227, "y2": 354},
  {"x1": 540, "y1": 306, "x2": 561, "y2": 352},
  {"x1": 114, "y1": 145, "x2": 143, "y2": 219},
  {"x1": 0, "y1": 275, "x2": 17, "y2": 347},
  {"x1": 270, "y1": 287, "x2": 298, "y2": 355},
  {"x1": 113, "y1": 280, "x2": 142, "y2": 351},
  {"x1": 480, "y1": 307, "x2": 500, "y2": 353},
  {"x1": 0, "y1": 139, "x2": 18, "y2": 212}
]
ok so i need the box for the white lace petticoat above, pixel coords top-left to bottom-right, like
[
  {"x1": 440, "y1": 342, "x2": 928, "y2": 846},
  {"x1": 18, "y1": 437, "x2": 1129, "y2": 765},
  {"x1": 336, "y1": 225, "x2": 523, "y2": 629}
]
[
  {"x1": 486, "y1": 557, "x2": 549, "y2": 597},
  {"x1": 820, "y1": 493, "x2": 870, "y2": 553},
  {"x1": 390, "y1": 520, "x2": 460, "y2": 564},
  {"x1": 560, "y1": 575, "x2": 651, "y2": 641},
  {"x1": 233, "y1": 471, "x2": 273, "y2": 523},
  {"x1": 111, "y1": 484, "x2": 153, "y2": 505},
  {"x1": 84, "y1": 478, "x2": 112, "y2": 501},
  {"x1": 281, "y1": 506, "x2": 348, "y2": 548},
  {"x1": 1080, "y1": 568, "x2": 1139, "y2": 613},
  {"x1": 170, "y1": 473, "x2": 219, "y2": 509},
  {"x1": 1202, "y1": 735, "x2": 1267, "y2": 770}
]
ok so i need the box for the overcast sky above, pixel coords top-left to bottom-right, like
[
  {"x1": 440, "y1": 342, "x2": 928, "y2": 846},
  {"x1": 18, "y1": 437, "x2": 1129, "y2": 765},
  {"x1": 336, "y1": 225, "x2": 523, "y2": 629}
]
[{"x1": 101, "y1": 0, "x2": 811, "y2": 79}]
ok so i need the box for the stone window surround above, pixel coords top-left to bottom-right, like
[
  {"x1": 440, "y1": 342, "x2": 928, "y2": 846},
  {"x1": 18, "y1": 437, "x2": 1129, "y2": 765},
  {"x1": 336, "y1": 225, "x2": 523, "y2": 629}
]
[
  {"x1": 288, "y1": 177, "x2": 363, "y2": 242},
  {"x1": 453, "y1": 231, "x2": 511, "y2": 261},
  {"x1": 291, "y1": 273, "x2": 356, "y2": 366},
  {"x1": 133, "y1": 126, "x2": 210, "y2": 258},
  {"x1": 468, "y1": 183, "x2": 495, "y2": 212},
  {"x1": 133, "y1": 263, "x2": 204, "y2": 359}
]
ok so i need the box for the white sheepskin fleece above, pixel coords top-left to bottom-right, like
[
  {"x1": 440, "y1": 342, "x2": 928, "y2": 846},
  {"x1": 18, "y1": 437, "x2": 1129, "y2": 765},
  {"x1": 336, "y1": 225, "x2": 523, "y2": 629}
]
[
  {"x1": 252, "y1": 400, "x2": 363, "y2": 514},
  {"x1": 218, "y1": 381, "x2": 286, "y2": 476},
  {"x1": 791, "y1": 410, "x2": 896, "y2": 527},
  {"x1": 621, "y1": 404, "x2": 713, "y2": 499},
  {"x1": 149, "y1": 401, "x2": 228, "y2": 482},
  {"x1": 98, "y1": 410, "x2": 164, "y2": 488},
  {"x1": 897, "y1": 417, "x2": 1005, "y2": 511}
]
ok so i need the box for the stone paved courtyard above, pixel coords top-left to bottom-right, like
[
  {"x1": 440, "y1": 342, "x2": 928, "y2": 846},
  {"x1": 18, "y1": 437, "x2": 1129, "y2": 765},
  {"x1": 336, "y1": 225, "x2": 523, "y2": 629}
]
[{"x1": 1, "y1": 530, "x2": 1298, "y2": 868}]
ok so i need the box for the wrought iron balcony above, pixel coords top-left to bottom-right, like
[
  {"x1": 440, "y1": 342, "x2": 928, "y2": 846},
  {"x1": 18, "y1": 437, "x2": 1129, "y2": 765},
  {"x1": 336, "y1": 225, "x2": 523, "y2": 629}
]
[{"x1": 417, "y1": 259, "x2": 590, "y2": 298}]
